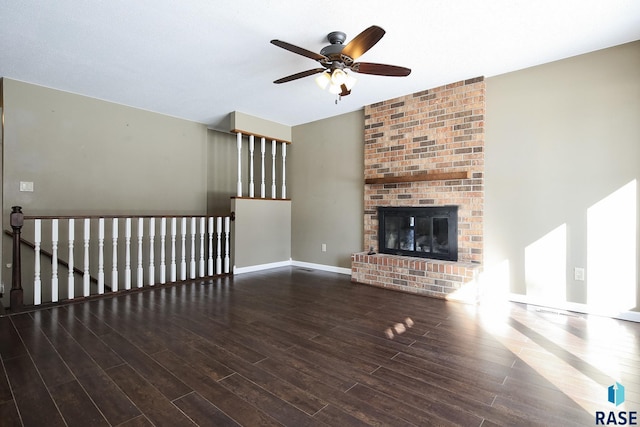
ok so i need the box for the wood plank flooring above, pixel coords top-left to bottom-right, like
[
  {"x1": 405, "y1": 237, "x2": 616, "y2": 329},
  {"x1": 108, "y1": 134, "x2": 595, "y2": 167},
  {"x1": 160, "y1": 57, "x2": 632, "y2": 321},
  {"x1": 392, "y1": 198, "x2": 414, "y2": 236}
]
[{"x1": 0, "y1": 267, "x2": 638, "y2": 426}]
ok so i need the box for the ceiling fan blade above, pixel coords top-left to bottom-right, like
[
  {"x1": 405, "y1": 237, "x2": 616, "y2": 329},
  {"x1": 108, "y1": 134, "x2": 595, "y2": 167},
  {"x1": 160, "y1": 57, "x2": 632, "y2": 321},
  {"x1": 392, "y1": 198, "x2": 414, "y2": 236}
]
[
  {"x1": 273, "y1": 68, "x2": 326, "y2": 84},
  {"x1": 341, "y1": 26, "x2": 386, "y2": 61},
  {"x1": 270, "y1": 39, "x2": 328, "y2": 62},
  {"x1": 351, "y1": 62, "x2": 411, "y2": 77}
]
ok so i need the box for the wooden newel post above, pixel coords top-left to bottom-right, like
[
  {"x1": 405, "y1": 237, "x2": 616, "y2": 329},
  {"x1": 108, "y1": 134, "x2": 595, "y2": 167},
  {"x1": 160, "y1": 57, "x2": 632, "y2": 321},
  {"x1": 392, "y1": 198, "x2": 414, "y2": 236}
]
[{"x1": 10, "y1": 206, "x2": 24, "y2": 310}]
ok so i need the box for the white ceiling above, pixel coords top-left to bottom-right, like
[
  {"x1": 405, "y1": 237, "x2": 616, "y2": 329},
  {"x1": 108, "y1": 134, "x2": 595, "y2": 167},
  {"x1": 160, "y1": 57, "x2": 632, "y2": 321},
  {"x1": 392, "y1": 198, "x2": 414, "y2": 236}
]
[{"x1": 1, "y1": 0, "x2": 639, "y2": 129}]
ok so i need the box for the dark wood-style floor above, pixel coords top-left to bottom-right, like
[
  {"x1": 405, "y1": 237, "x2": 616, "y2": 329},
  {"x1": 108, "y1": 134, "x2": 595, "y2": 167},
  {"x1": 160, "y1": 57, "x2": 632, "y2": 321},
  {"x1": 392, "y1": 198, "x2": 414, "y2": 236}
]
[{"x1": 0, "y1": 267, "x2": 638, "y2": 426}]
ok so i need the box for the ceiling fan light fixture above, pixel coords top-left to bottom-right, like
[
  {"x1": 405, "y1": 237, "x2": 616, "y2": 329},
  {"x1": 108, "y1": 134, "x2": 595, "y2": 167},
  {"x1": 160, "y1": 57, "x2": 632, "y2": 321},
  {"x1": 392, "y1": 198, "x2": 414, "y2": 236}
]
[
  {"x1": 343, "y1": 72, "x2": 357, "y2": 90},
  {"x1": 323, "y1": 69, "x2": 356, "y2": 95},
  {"x1": 315, "y1": 71, "x2": 331, "y2": 90},
  {"x1": 330, "y1": 69, "x2": 347, "y2": 85}
]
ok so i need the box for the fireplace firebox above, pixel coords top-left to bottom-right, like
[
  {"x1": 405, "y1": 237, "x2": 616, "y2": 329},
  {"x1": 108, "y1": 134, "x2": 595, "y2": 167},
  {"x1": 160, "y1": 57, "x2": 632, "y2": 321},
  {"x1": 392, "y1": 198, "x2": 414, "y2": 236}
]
[{"x1": 378, "y1": 206, "x2": 458, "y2": 261}]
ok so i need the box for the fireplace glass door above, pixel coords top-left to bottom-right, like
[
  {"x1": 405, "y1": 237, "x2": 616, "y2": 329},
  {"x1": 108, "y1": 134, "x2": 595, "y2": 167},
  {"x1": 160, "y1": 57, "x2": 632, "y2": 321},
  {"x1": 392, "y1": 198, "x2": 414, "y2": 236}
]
[{"x1": 378, "y1": 206, "x2": 458, "y2": 261}]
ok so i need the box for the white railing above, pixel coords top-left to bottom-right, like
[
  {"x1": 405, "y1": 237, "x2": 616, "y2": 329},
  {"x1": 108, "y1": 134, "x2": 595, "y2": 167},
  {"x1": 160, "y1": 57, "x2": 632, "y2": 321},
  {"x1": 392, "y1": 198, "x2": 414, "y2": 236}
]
[
  {"x1": 236, "y1": 132, "x2": 288, "y2": 199},
  {"x1": 9, "y1": 210, "x2": 231, "y2": 307}
]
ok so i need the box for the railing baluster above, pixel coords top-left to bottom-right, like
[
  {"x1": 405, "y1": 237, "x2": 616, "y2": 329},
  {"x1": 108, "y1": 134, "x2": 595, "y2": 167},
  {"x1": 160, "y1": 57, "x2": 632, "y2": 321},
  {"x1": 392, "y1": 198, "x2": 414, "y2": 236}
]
[
  {"x1": 249, "y1": 134, "x2": 255, "y2": 198},
  {"x1": 207, "y1": 217, "x2": 214, "y2": 276},
  {"x1": 52, "y1": 219, "x2": 59, "y2": 302},
  {"x1": 98, "y1": 218, "x2": 104, "y2": 294},
  {"x1": 160, "y1": 217, "x2": 167, "y2": 284},
  {"x1": 199, "y1": 217, "x2": 205, "y2": 277},
  {"x1": 112, "y1": 218, "x2": 118, "y2": 292},
  {"x1": 12, "y1": 211, "x2": 235, "y2": 307},
  {"x1": 260, "y1": 137, "x2": 266, "y2": 198},
  {"x1": 125, "y1": 218, "x2": 132, "y2": 290},
  {"x1": 137, "y1": 218, "x2": 144, "y2": 288},
  {"x1": 83, "y1": 219, "x2": 90, "y2": 297},
  {"x1": 224, "y1": 216, "x2": 230, "y2": 274},
  {"x1": 281, "y1": 142, "x2": 287, "y2": 199},
  {"x1": 34, "y1": 219, "x2": 42, "y2": 305},
  {"x1": 170, "y1": 217, "x2": 177, "y2": 282},
  {"x1": 68, "y1": 219, "x2": 75, "y2": 300},
  {"x1": 180, "y1": 217, "x2": 187, "y2": 280},
  {"x1": 10, "y1": 206, "x2": 24, "y2": 310},
  {"x1": 271, "y1": 139, "x2": 277, "y2": 198},
  {"x1": 148, "y1": 217, "x2": 155, "y2": 286},
  {"x1": 216, "y1": 217, "x2": 222, "y2": 275},
  {"x1": 237, "y1": 132, "x2": 243, "y2": 197},
  {"x1": 190, "y1": 217, "x2": 196, "y2": 279}
]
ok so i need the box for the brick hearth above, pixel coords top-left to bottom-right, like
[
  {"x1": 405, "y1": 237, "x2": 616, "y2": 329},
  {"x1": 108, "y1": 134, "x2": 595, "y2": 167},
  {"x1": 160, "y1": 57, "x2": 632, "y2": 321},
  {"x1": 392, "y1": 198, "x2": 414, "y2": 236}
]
[{"x1": 352, "y1": 77, "x2": 485, "y2": 300}]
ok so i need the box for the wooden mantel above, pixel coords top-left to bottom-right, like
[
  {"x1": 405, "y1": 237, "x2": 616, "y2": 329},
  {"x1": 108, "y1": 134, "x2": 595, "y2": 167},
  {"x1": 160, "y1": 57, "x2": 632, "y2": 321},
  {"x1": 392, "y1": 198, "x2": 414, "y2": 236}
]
[{"x1": 364, "y1": 171, "x2": 470, "y2": 185}]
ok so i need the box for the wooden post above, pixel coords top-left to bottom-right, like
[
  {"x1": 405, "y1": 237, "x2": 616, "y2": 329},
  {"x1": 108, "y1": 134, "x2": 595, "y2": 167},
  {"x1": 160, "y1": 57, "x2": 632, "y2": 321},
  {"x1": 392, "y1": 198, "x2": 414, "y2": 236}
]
[{"x1": 10, "y1": 206, "x2": 24, "y2": 310}]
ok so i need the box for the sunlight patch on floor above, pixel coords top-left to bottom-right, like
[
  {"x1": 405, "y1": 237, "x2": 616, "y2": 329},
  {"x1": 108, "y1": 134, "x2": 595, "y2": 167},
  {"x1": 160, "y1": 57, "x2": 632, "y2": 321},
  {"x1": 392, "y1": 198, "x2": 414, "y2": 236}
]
[{"x1": 477, "y1": 304, "x2": 610, "y2": 414}]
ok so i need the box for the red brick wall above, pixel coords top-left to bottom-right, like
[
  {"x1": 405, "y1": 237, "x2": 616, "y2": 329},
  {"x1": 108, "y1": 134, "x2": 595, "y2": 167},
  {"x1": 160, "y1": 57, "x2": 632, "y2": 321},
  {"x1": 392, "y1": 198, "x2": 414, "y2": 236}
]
[
  {"x1": 353, "y1": 77, "x2": 485, "y2": 299},
  {"x1": 363, "y1": 77, "x2": 485, "y2": 263}
]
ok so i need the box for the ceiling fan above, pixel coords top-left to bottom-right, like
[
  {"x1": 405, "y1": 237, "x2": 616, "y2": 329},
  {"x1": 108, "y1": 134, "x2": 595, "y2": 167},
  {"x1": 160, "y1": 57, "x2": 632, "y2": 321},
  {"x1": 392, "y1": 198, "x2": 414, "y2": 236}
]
[{"x1": 271, "y1": 25, "x2": 411, "y2": 98}]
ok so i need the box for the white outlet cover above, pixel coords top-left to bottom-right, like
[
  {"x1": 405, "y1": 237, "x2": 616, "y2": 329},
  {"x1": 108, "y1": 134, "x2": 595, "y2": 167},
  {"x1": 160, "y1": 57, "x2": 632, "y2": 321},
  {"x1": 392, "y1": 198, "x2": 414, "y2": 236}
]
[{"x1": 19, "y1": 181, "x2": 34, "y2": 192}]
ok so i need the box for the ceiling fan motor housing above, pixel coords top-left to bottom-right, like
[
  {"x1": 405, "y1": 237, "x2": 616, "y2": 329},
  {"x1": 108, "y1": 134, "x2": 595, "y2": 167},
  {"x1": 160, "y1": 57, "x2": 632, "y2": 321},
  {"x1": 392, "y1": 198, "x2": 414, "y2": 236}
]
[{"x1": 320, "y1": 31, "x2": 347, "y2": 60}]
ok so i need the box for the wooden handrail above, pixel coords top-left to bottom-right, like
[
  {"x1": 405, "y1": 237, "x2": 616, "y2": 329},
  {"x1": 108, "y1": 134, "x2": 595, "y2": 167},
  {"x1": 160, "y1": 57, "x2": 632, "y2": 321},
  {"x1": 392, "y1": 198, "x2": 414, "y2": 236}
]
[
  {"x1": 4, "y1": 229, "x2": 101, "y2": 287},
  {"x1": 22, "y1": 213, "x2": 232, "y2": 220}
]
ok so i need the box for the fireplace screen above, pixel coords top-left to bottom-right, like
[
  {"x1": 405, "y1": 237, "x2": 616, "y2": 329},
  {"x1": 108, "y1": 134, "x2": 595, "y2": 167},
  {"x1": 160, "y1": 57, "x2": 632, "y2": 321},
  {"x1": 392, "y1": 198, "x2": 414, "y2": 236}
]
[{"x1": 378, "y1": 206, "x2": 458, "y2": 261}]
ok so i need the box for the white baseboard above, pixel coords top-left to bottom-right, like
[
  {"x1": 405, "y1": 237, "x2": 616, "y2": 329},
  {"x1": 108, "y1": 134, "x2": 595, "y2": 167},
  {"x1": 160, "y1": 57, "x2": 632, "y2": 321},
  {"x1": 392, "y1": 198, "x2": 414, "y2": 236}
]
[
  {"x1": 507, "y1": 293, "x2": 640, "y2": 323},
  {"x1": 233, "y1": 260, "x2": 351, "y2": 276},
  {"x1": 233, "y1": 260, "x2": 292, "y2": 274},
  {"x1": 291, "y1": 260, "x2": 351, "y2": 275}
]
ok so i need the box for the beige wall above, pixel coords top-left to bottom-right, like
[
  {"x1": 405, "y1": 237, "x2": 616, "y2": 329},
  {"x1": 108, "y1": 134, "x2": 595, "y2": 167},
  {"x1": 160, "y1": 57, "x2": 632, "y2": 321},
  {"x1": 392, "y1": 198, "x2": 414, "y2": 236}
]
[
  {"x1": 484, "y1": 41, "x2": 640, "y2": 316},
  {"x1": 290, "y1": 110, "x2": 364, "y2": 269},
  {"x1": 2, "y1": 79, "x2": 209, "y2": 217},
  {"x1": 207, "y1": 129, "x2": 238, "y2": 215},
  {"x1": 231, "y1": 198, "x2": 291, "y2": 269}
]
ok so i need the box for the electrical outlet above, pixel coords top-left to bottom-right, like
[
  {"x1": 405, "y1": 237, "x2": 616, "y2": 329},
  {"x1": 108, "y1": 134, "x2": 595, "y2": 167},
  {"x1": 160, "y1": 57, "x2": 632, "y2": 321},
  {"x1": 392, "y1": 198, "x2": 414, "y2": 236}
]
[
  {"x1": 574, "y1": 267, "x2": 585, "y2": 281},
  {"x1": 19, "y1": 181, "x2": 34, "y2": 192},
  {"x1": 321, "y1": 243, "x2": 327, "y2": 252}
]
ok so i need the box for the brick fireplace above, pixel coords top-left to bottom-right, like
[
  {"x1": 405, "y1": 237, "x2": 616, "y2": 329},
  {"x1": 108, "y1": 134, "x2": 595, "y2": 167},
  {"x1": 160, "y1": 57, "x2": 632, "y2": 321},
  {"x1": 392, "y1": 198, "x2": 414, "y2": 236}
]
[{"x1": 351, "y1": 77, "x2": 485, "y2": 301}]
